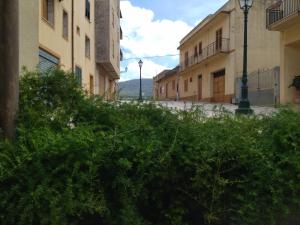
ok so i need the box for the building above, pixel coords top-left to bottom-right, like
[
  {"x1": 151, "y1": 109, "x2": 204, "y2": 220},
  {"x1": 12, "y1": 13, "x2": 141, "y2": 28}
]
[
  {"x1": 153, "y1": 67, "x2": 180, "y2": 100},
  {"x1": 267, "y1": 0, "x2": 300, "y2": 104},
  {"x1": 19, "y1": 0, "x2": 122, "y2": 98},
  {"x1": 177, "y1": 0, "x2": 280, "y2": 104}
]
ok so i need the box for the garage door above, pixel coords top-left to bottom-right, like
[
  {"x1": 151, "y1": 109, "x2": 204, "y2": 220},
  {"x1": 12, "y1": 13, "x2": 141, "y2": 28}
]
[{"x1": 213, "y1": 69, "x2": 225, "y2": 103}]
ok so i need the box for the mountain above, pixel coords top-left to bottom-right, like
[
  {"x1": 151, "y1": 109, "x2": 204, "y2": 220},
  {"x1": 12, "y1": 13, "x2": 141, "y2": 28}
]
[{"x1": 117, "y1": 79, "x2": 153, "y2": 98}]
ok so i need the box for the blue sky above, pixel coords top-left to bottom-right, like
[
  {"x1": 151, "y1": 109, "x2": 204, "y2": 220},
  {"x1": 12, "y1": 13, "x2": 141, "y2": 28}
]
[
  {"x1": 128, "y1": 0, "x2": 227, "y2": 25},
  {"x1": 120, "y1": 0, "x2": 228, "y2": 81}
]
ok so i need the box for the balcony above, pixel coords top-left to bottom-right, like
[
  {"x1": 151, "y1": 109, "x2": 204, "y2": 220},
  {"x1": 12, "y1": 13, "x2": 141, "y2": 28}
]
[
  {"x1": 267, "y1": 0, "x2": 300, "y2": 31},
  {"x1": 180, "y1": 38, "x2": 230, "y2": 71}
]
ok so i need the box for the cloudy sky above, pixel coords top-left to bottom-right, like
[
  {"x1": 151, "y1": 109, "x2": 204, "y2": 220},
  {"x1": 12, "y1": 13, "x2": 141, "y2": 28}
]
[{"x1": 120, "y1": 0, "x2": 228, "y2": 81}]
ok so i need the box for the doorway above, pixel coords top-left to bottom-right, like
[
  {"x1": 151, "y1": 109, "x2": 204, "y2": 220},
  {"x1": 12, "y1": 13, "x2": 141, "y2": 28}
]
[{"x1": 198, "y1": 75, "x2": 202, "y2": 101}]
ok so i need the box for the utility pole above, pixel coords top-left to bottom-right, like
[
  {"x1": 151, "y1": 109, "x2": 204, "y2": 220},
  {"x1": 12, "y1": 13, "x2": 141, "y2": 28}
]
[{"x1": 0, "y1": 0, "x2": 19, "y2": 139}]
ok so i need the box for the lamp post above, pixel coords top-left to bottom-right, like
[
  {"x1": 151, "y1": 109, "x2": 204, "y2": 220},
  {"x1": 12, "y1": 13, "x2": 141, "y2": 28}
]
[
  {"x1": 236, "y1": 0, "x2": 253, "y2": 115},
  {"x1": 138, "y1": 59, "x2": 143, "y2": 101}
]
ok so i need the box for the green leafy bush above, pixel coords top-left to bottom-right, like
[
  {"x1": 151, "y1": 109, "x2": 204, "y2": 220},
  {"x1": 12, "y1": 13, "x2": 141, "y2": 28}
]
[{"x1": 0, "y1": 69, "x2": 300, "y2": 225}]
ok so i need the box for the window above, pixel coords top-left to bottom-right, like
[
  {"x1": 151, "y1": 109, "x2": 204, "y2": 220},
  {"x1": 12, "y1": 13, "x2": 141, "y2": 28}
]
[
  {"x1": 85, "y1": 0, "x2": 91, "y2": 20},
  {"x1": 112, "y1": 8, "x2": 115, "y2": 28},
  {"x1": 199, "y1": 42, "x2": 203, "y2": 55},
  {"x1": 190, "y1": 77, "x2": 193, "y2": 83},
  {"x1": 39, "y1": 48, "x2": 59, "y2": 72},
  {"x1": 75, "y1": 66, "x2": 82, "y2": 86},
  {"x1": 194, "y1": 45, "x2": 198, "y2": 58},
  {"x1": 216, "y1": 28, "x2": 223, "y2": 50},
  {"x1": 62, "y1": 10, "x2": 68, "y2": 39},
  {"x1": 184, "y1": 51, "x2": 189, "y2": 67},
  {"x1": 85, "y1": 36, "x2": 90, "y2": 58},
  {"x1": 76, "y1": 26, "x2": 80, "y2": 35},
  {"x1": 172, "y1": 80, "x2": 176, "y2": 90},
  {"x1": 42, "y1": 0, "x2": 54, "y2": 26},
  {"x1": 90, "y1": 75, "x2": 94, "y2": 94},
  {"x1": 184, "y1": 79, "x2": 188, "y2": 92},
  {"x1": 112, "y1": 40, "x2": 115, "y2": 58}
]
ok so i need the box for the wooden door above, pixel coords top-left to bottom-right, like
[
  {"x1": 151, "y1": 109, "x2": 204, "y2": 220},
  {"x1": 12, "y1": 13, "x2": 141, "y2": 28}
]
[
  {"x1": 198, "y1": 75, "x2": 202, "y2": 101},
  {"x1": 213, "y1": 70, "x2": 225, "y2": 102},
  {"x1": 166, "y1": 83, "x2": 168, "y2": 99}
]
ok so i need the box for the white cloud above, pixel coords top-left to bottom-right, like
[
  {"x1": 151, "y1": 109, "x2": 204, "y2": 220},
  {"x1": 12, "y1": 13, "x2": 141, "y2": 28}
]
[
  {"x1": 120, "y1": 1, "x2": 192, "y2": 80},
  {"x1": 120, "y1": 59, "x2": 168, "y2": 82}
]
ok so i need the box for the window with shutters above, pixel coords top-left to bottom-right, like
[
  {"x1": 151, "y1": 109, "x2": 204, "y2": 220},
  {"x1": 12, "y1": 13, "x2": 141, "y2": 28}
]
[
  {"x1": 39, "y1": 48, "x2": 59, "y2": 72},
  {"x1": 42, "y1": 0, "x2": 54, "y2": 26},
  {"x1": 199, "y1": 42, "x2": 203, "y2": 55},
  {"x1": 194, "y1": 45, "x2": 198, "y2": 58},
  {"x1": 216, "y1": 28, "x2": 223, "y2": 50},
  {"x1": 85, "y1": 36, "x2": 90, "y2": 58},
  {"x1": 184, "y1": 79, "x2": 188, "y2": 92},
  {"x1": 85, "y1": 0, "x2": 91, "y2": 20},
  {"x1": 90, "y1": 75, "x2": 94, "y2": 94},
  {"x1": 62, "y1": 10, "x2": 68, "y2": 39},
  {"x1": 75, "y1": 66, "x2": 82, "y2": 86},
  {"x1": 184, "y1": 51, "x2": 189, "y2": 67}
]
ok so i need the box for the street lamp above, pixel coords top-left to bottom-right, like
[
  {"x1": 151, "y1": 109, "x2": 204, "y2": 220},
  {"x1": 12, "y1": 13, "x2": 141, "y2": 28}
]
[
  {"x1": 138, "y1": 59, "x2": 143, "y2": 101},
  {"x1": 236, "y1": 0, "x2": 253, "y2": 115}
]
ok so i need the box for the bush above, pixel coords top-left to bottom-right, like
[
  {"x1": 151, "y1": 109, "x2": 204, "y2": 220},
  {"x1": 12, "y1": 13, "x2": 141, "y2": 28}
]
[{"x1": 0, "y1": 69, "x2": 300, "y2": 225}]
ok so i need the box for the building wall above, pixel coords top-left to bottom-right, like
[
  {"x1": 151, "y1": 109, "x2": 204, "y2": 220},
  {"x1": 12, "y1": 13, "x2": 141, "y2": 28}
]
[
  {"x1": 39, "y1": 0, "x2": 72, "y2": 70},
  {"x1": 156, "y1": 76, "x2": 178, "y2": 100},
  {"x1": 178, "y1": 0, "x2": 280, "y2": 103},
  {"x1": 233, "y1": 0, "x2": 280, "y2": 75},
  {"x1": 280, "y1": 22, "x2": 300, "y2": 104},
  {"x1": 19, "y1": 0, "x2": 121, "y2": 97},
  {"x1": 73, "y1": 0, "x2": 96, "y2": 91},
  {"x1": 19, "y1": 0, "x2": 39, "y2": 72},
  {"x1": 95, "y1": 0, "x2": 121, "y2": 98}
]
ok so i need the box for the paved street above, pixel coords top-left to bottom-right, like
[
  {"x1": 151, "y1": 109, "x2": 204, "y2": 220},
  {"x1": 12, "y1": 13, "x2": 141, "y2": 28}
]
[{"x1": 154, "y1": 101, "x2": 277, "y2": 116}]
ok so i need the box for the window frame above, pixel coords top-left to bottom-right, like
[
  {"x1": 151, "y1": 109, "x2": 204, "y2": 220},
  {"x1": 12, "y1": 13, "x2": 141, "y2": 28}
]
[
  {"x1": 42, "y1": 0, "x2": 55, "y2": 27},
  {"x1": 184, "y1": 79, "x2": 188, "y2": 92},
  {"x1": 75, "y1": 66, "x2": 82, "y2": 86},
  {"x1": 62, "y1": 10, "x2": 69, "y2": 40},
  {"x1": 85, "y1": 35, "x2": 91, "y2": 59},
  {"x1": 85, "y1": 0, "x2": 91, "y2": 21},
  {"x1": 184, "y1": 51, "x2": 189, "y2": 67}
]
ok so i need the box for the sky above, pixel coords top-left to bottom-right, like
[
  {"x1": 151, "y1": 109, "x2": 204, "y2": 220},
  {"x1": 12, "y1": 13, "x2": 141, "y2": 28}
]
[{"x1": 120, "y1": 0, "x2": 228, "y2": 81}]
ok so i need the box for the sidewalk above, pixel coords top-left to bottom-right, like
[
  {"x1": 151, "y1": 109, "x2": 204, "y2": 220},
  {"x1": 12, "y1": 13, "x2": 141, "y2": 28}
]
[{"x1": 155, "y1": 101, "x2": 277, "y2": 116}]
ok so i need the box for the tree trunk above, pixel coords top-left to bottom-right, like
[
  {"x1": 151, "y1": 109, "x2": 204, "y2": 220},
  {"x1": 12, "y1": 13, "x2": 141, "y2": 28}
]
[{"x1": 0, "y1": 0, "x2": 19, "y2": 140}]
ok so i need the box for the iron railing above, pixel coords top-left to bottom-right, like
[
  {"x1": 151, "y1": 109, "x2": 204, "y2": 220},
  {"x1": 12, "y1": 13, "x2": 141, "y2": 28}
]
[
  {"x1": 180, "y1": 38, "x2": 230, "y2": 71},
  {"x1": 266, "y1": 0, "x2": 300, "y2": 28}
]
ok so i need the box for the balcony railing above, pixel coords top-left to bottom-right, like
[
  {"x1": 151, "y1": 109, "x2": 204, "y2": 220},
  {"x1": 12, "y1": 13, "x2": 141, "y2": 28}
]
[
  {"x1": 180, "y1": 38, "x2": 230, "y2": 71},
  {"x1": 266, "y1": 0, "x2": 300, "y2": 28}
]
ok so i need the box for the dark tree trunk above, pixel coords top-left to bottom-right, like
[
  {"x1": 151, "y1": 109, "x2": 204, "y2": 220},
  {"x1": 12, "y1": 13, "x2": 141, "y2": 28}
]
[{"x1": 0, "y1": 0, "x2": 19, "y2": 140}]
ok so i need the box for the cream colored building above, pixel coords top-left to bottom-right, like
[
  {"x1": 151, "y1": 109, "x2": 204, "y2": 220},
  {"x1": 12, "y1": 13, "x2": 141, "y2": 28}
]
[
  {"x1": 267, "y1": 0, "x2": 300, "y2": 105},
  {"x1": 178, "y1": 0, "x2": 280, "y2": 103},
  {"x1": 153, "y1": 67, "x2": 179, "y2": 101},
  {"x1": 19, "y1": 0, "x2": 122, "y2": 98}
]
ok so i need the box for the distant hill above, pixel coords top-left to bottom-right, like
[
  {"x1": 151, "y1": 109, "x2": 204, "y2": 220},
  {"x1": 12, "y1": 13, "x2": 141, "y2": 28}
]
[{"x1": 117, "y1": 79, "x2": 153, "y2": 98}]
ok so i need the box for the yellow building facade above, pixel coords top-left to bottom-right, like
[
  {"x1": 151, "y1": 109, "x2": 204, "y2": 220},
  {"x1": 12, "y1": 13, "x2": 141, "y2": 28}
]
[
  {"x1": 19, "y1": 0, "x2": 122, "y2": 98},
  {"x1": 267, "y1": 0, "x2": 300, "y2": 105},
  {"x1": 178, "y1": 0, "x2": 280, "y2": 103},
  {"x1": 153, "y1": 67, "x2": 179, "y2": 101}
]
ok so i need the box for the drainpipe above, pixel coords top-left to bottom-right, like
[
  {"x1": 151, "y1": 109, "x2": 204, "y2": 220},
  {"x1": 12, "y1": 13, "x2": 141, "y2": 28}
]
[
  {"x1": 71, "y1": 0, "x2": 74, "y2": 72},
  {"x1": 0, "y1": 0, "x2": 19, "y2": 140}
]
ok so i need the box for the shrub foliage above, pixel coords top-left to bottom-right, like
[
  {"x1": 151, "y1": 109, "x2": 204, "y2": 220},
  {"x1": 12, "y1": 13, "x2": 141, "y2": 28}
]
[{"x1": 0, "y1": 70, "x2": 300, "y2": 225}]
